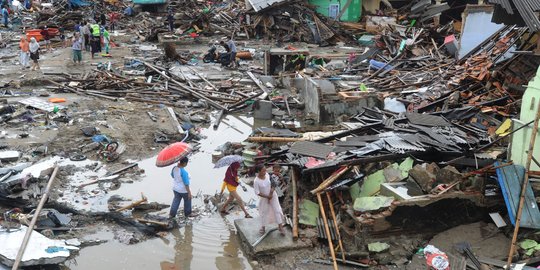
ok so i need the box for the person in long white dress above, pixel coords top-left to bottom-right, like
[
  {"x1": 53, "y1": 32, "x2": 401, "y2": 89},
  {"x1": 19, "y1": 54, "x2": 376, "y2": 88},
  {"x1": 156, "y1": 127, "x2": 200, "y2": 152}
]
[{"x1": 253, "y1": 165, "x2": 285, "y2": 235}]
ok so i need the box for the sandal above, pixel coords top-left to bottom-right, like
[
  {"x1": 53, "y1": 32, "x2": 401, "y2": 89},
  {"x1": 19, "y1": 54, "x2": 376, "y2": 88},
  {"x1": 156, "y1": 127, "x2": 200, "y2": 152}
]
[
  {"x1": 245, "y1": 214, "x2": 253, "y2": 218},
  {"x1": 279, "y1": 228, "x2": 286, "y2": 236},
  {"x1": 220, "y1": 209, "x2": 229, "y2": 215},
  {"x1": 259, "y1": 228, "x2": 265, "y2": 235}
]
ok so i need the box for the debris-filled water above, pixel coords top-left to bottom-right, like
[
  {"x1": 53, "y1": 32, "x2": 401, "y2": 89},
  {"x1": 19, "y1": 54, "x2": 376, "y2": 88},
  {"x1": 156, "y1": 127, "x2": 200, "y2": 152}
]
[
  {"x1": 65, "y1": 115, "x2": 257, "y2": 270},
  {"x1": 3, "y1": 0, "x2": 540, "y2": 268}
]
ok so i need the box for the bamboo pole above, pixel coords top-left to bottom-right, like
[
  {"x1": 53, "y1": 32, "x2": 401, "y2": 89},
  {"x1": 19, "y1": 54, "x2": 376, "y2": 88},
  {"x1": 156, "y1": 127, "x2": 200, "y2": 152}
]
[
  {"x1": 188, "y1": 67, "x2": 219, "y2": 91},
  {"x1": 317, "y1": 192, "x2": 338, "y2": 270},
  {"x1": 12, "y1": 166, "x2": 59, "y2": 270},
  {"x1": 326, "y1": 192, "x2": 345, "y2": 261},
  {"x1": 506, "y1": 101, "x2": 540, "y2": 267},
  {"x1": 311, "y1": 166, "x2": 349, "y2": 194},
  {"x1": 291, "y1": 167, "x2": 299, "y2": 240}
]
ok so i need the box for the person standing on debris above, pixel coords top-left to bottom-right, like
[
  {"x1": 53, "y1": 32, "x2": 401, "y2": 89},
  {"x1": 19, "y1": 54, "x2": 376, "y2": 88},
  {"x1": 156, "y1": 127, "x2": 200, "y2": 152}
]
[
  {"x1": 109, "y1": 12, "x2": 118, "y2": 32},
  {"x1": 1, "y1": 5, "x2": 8, "y2": 27},
  {"x1": 71, "y1": 32, "x2": 82, "y2": 65},
  {"x1": 90, "y1": 23, "x2": 100, "y2": 58},
  {"x1": 81, "y1": 22, "x2": 90, "y2": 51},
  {"x1": 169, "y1": 157, "x2": 197, "y2": 219},
  {"x1": 253, "y1": 164, "x2": 285, "y2": 236},
  {"x1": 100, "y1": 13, "x2": 106, "y2": 27},
  {"x1": 40, "y1": 26, "x2": 51, "y2": 52},
  {"x1": 102, "y1": 27, "x2": 110, "y2": 55},
  {"x1": 29, "y1": 37, "x2": 40, "y2": 71},
  {"x1": 226, "y1": 37, "x2": 237, "y2": 68},
  {"x1": 19, "y1": 36, "x2": 29, "y2": 69},
  {"x1": 167, "y1": 10, "x2": 174, "y2": 32},
  {"x1": 59, "y1": 27, "x2": 67, "y2": 48},
  {"x1": 219, "y1": 162, "x2": 253, "y2": 218}
]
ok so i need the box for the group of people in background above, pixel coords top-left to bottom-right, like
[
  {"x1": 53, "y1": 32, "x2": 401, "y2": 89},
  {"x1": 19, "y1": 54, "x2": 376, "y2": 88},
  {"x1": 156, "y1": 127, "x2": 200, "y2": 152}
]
[
  {"x1": 76, "y1": 20, "x2": 111, "y2": 59},
  {"x1": 17, "y1": 19, "x2": 114, "y2": 70}
]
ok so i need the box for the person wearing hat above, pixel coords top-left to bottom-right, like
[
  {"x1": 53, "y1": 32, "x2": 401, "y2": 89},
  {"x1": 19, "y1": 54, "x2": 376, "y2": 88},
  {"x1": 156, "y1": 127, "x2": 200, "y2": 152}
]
[{"x1": 169, "y1": 157, "x2": 197, "y2": 219}]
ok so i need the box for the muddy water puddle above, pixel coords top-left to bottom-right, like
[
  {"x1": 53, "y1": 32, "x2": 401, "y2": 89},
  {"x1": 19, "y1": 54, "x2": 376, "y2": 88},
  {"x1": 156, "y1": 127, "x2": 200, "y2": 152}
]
[{"x1": 65, "y1": 114, "x2": 266, "y2": 270}]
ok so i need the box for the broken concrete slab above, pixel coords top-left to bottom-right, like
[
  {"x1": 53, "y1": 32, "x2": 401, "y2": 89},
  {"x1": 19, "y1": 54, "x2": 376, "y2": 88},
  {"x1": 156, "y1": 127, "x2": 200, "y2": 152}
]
[
  {"x1": 234, "y1": 217, "x2": 312, "y2": 257},
  {"x1": 435, "y1": 165, "x2": 462, "y2": 184},
  {"x1": 5, "y1": 158, "x2": 57, "y2": 184},
  {"x1": 0, "y1": 151, "x2": 20, "y2": 162},
  {"x1": 353, "y1": 196, "x2": 394, "y2": 212},
  {"x1": 0, "y1": 225, "x2": 78, "y2": 267},
  {"x1": 299, "y1": 199, "x2": 319, "y2": 226},
  {"x1": 408, "y1": 164, "x2": 437, "y2": 193}
]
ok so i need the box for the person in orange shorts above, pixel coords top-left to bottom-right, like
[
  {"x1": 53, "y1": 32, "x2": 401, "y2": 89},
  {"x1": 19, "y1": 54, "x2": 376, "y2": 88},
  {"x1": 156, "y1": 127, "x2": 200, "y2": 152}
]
[{"x1": 219, "y1": 162, "x2": 252, "y2": 218}]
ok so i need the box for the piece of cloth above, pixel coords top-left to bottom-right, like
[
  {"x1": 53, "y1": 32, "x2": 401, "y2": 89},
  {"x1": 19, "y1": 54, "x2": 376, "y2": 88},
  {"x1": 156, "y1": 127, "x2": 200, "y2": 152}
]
[
  {"x1": 41, "y1": 28, "x2": 49, "y2": 41},
  {"x1": 172, "y1": 166, "x2": 190, "y2": 193},
  {"x1": 19, "y1": 51, "x2": 29, "y2": 67},
  {"x1": 72, "y1": 37, "x2": 82, "y2": 50},
  {"x1": 254, "y1": 173, "x2": 284, "y2": 226},
  {"x1": 223, "y1": 162, "x2": 240, "y2": 187},
  {"x1": 72, "y1": 49, "x2": 82, "y2": 62},
  {"x1": 169, "y1": 191, "x2": 191, "y2": 217},
  {"x1": 90, "y1": 36, "x2": 99, "y2": 54},
  {"x1": 102, "y1": 30, "x2": 109, "y2": 53},
  {"x1": 91, "y1": 24, "x2": 100, "y2": 37},
  {"x1": 30, "y1": 51, "x2": 39, "y2": 62},
  {"x1": 29, "y1": 38, "x2": 39, "y2": 53},
  {"x1": 221, "y1": 181, "x2": 237, "y2": 192},
  {"x1": 227, "y1": 39, "x2": 236, "y2": 53},
  {"x1": 2, "y1": 8, "x2": 8, "y2": 26},
  {"x1": 19, "y1": 38, "x2": 29, "y2": 52}
]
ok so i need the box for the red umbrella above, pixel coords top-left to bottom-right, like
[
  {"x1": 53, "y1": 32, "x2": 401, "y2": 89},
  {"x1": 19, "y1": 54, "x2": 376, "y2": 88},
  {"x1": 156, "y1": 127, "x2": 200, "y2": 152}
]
[{"x1": 155, "y1": 142, "x2": 192, "y2": 167}]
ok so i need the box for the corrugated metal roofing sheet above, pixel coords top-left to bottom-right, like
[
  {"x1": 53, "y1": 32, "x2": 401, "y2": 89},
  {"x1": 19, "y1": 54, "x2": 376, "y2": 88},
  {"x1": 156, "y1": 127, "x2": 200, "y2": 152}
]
[{"x1": 290, "y1": 141, "x2": 334, "y2": 159}]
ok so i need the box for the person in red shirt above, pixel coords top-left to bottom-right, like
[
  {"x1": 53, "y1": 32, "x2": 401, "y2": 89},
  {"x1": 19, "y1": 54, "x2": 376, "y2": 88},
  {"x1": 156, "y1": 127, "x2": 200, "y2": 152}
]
[{"x1": 109, "y1": 12, "x2": 119, "y2": 31}]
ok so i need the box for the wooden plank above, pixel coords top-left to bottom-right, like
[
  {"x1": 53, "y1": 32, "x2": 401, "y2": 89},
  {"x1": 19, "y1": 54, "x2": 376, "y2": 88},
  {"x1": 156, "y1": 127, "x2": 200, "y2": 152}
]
[
  {"x1": 495, "y1": 163, "x2": 540, "y2": 229},
  {"x1": 246, "y1": 71, "x2": 269, "y2": 95},
  {"x1": 167, "y1": 107, "x2": 185, "y2": 135}
]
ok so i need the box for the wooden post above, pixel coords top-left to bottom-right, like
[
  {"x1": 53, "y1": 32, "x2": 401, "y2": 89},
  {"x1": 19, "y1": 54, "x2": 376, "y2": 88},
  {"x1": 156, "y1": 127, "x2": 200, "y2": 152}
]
[
  {"x1": 506, "y1": 101, "x2": 540, "y2": 267},
  {"x1": 326, "y1": 192, "x2": 345, "y2": 261},
  {"x1": 291, "y1": 167, "x2": 299, "y2": 240},
  {"x1": 311, "y1": 166, "x2": 349, "y2": 194},
  {"x1": 12, "y1": 166, "x2": 59, "y2": 270},
  {"x1": 317, "y1": 192, "x2": 338, "y2": 270}
]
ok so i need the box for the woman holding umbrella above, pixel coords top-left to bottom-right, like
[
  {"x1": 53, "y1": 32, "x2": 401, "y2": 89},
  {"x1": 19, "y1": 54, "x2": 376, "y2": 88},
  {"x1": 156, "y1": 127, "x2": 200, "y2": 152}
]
[{"x1": 219, "y1": 161, "x2": 252, "y2": 218}]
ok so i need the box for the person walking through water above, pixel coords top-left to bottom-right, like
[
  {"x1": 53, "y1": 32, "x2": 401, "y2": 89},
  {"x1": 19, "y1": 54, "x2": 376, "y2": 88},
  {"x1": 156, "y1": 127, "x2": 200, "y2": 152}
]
[
  {"x1": 169, "y1": 157, "x2": 197, "y2": 219},
  {"x1": 29, "y1": 37, "x2": 40, "y2": 71},
  {"x1": 219, "y1": 162, "x2": 252, "y2": 218},
  {"x1": 253, "y1": 164, "x2": 285, "y2": 235},
  {"x1": 19, "y1": 36, "x2": 29, "y2": 69}
]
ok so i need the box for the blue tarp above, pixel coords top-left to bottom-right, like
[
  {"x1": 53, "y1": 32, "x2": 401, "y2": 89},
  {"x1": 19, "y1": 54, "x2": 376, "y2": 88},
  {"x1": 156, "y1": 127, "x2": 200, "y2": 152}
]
[
  {"x1": 495, "y1": 162, "x2": 540, "y2": 229},
  {"x1": 69, "y1": 0, "x2": 92, "y2": 7}
]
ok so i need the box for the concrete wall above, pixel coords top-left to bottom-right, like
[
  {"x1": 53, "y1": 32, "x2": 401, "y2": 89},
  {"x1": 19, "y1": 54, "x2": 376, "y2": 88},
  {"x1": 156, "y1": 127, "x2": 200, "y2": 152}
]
[
  {"x1": 510, "y1": 66, "x2": 540, "y2": 171},
  {"x1": 320, "y1": 95, "x2": 381, "y2": 124}
]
